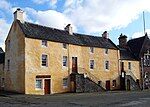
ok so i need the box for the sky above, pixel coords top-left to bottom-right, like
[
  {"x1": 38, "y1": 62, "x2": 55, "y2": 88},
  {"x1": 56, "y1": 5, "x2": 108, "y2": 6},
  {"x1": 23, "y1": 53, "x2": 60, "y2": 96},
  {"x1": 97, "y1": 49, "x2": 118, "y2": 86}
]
[{"x1": 0, "y1": 0, "x2": 150, "y2": 50}]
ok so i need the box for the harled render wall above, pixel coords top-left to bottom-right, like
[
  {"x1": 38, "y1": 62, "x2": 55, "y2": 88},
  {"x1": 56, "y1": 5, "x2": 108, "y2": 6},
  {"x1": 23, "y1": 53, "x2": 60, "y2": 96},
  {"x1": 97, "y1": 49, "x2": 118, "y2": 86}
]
[
  {"x1": 120, "y1": 60, "x2": 140, "y2": 80},
  {"x1": 80, "y1": 47, "x2": 120, "y2": 90},
  {"x1": 24, "y1": 38, "x2": 83, "y2": 95},
  {"x1": 4, "y1": 21, "x2": 25, "y2": 93},
  {"x1": 25, "y1": 36, "x2": 120, "y2": 94}
]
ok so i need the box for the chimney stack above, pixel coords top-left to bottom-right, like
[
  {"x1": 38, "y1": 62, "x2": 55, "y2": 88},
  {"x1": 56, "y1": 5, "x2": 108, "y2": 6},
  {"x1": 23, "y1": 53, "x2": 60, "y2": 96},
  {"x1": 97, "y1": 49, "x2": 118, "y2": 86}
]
[
  {"x1": 13, "y1": 8, "x2": 24, "y2": 22},
  {"x1": 102, "y1": 31, "x2": 109, "y2": 39},
  {"x1": 65, "y1": 24, "x2": 73, "y2": 35},
  {"x1": 118, "y1": 33, "x2": 127, "y2": 48}
]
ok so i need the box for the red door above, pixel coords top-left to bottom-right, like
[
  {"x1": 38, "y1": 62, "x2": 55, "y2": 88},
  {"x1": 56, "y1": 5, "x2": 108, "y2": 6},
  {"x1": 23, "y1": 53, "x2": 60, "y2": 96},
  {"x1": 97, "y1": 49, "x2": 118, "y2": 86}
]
[
  {"x1": 72, "y1": 57, "x2": 78, "y2": 73},
  {"x1": 106, "y1": 80, "x2": 110, "y2": 91},
  {"x1": 44, "y1": 79, "x2": 50, "y2": 94}
]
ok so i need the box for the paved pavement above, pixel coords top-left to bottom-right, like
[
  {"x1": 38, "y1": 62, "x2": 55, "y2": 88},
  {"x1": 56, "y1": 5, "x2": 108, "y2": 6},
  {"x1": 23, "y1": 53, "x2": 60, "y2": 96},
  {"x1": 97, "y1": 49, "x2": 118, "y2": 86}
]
[{"x1": 0, "y1": 90, "x2": 150, "y2": 107}]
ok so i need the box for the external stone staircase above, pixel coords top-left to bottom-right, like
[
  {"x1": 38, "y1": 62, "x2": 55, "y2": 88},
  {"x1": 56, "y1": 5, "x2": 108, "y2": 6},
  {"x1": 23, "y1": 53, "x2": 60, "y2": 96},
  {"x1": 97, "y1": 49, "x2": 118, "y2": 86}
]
[
  {"x1": 125, "y1": 70, "x2": 141, "y2": 90},
  {"x1": 73, "y1": 68, "x2": 106, "y2": 93}
]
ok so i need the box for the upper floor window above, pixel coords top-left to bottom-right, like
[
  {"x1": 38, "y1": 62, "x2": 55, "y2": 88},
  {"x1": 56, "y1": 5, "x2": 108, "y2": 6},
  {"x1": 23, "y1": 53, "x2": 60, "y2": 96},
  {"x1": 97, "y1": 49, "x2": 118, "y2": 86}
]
[
  {"x1": 90, "y1": 60, "x2": 94, "y2": 69},
  {"x1": 63, "y1": 56, "x2": 68, "y2": 67},
  {"x1": 105, "y1": 48, "x2": 108, "y2": 54},
  {"x1": 7, "y1": 59, "x2": 10, "y2": 71},
  {"x1": 128, "y1": 62, "x2": 131, "y2": 70},
  {"x1": 105, "y1": 61, "x2": 109, "y2": 70},
  {"x1": 42, "y1": 40, "x2": 47, "y2": 47},
  {"x1": 112, "y1": 80, "x2": 116, "y2": 87},
  {"x1": 42, "y1": 54, "x2": 48, "y2": 67},
  {"x1": 63, "y1": 43, "x2": 67, "y2": 49},
  {"x1": 89, "y1": 47, "x2": 94, "y2": 53}
]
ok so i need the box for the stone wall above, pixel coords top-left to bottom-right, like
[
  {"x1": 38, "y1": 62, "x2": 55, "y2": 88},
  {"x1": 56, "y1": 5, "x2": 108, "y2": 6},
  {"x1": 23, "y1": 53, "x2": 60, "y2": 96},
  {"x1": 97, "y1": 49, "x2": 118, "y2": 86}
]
[{"x1": 4, "y1": 21, "x2": 25, "y2": 93}]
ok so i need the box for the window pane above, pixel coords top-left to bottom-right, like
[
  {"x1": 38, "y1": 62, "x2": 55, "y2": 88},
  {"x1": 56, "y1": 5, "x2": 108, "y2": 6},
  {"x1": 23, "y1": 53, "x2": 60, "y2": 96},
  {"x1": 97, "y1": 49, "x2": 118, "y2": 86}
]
[
  {"x1": 63, "y1": 56, "x2": 67, "y2": 67},
  {"x1": 63, "y1": 78, "x2": 68, "y2": 87},
  {"x1": 42, "y1": 40, "x2": 47, "y2": 47},
  {"x1": 42, "y1": 54, "x2": 47, "y2": 66},
  {"x1": 112, "y1": 80, "x2": 116, "y2": 87},
  {"x1": 36, "y1": 79, "x2": 42, "y2": 89},
  {"x1": 90, "y1": 47, "x2": 94, "y2": 53},
  {"x1": 63, "y1": 43, "x2": 67, "y2": 49},
  {"x1": 105, "y1": 61, "x2": 109, "y2": 70},
  {"x1": 105, "y1": 49, "x2": 108, "y2": 54},
  {"x1": 128, "y1": 62, "x2": 131, "y2": 70},
  {"x1": 90, "y1": 60, "x2": 94, "y2": 69}
]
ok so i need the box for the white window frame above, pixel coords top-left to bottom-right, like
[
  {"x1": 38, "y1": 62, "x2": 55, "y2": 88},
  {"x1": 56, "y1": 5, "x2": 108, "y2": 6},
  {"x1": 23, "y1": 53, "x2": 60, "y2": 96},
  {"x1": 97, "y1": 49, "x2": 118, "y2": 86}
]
[
  {"x1": 89, "y1": 47, "x2": 94, "y2": 53},
  {"x1": 41, "y1": 54, "x2": 48, "y2": 67},
  {"x1": 63, "y1": 43, "x2": 67, "y2": 49},
  {"x1": 41, "y1": 40, "x2": 47, "y2": 47},
  {"x1": 62, "y1": 56, "x2": 68, "y2": 67},
  {"x1": 63, "y1": 78, "x2": 68, "y2": 88},
  {"x1": 105, "y1": 48, "x2": 108, "y2": 54},
  {"x1": 105, "y1": 60, "x2": 109, "y2": 70},
  {"x1": 90, "y1": 60, "x2": 94, "y2": 70},
  {"x1": 128, "y1": 62, "x2": 131, "y2": 70},
  {"x1": 35, "y1": 79, "x2": 43, "y2": 90}
]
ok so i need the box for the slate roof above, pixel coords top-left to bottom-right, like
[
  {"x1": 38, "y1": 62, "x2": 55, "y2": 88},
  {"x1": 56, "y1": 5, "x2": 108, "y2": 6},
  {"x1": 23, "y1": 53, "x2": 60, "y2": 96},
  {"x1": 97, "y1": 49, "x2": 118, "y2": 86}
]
[
  {"x1": 0, "y1": 48, "x2": 5, "y2": 64},
  {"x1": 17, "y1": 20, "x2": 118, "y2": 50},
  {"x1": 127, "y1": 35, "x2": 150, "y2": 59},
  {"x1": 119, "y1": 48, "x2": 137, "y2": 60},
  {"x1": 0, "y1": 47, "x2": 4, "y2": 53}
]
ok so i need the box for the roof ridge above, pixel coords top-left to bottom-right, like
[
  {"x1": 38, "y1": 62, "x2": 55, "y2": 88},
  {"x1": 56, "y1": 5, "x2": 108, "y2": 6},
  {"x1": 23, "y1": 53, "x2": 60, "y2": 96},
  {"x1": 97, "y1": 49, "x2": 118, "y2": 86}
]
[{"x1": 21, "y1": 20, "x2": 103, "y2": 38}]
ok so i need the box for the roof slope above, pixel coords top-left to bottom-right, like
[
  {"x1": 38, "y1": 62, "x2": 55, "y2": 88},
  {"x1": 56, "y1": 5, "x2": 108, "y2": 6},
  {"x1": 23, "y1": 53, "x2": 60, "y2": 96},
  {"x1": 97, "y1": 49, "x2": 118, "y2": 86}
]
[
  {"x1": 17, "y1": 20, "x2": 118, "y2": 50},
  {"x1": 119, "y1": 48, "x2": 137, "y2": 60},
  {"x1": 0, "y1": 47, "x2": 4, "y2": 53},
  {"x1": 127, "y1": 35, "x2": 147, "y2": 58},
  {"x1": 0, "y1": 48, "x2": 5, "y2": 64}
]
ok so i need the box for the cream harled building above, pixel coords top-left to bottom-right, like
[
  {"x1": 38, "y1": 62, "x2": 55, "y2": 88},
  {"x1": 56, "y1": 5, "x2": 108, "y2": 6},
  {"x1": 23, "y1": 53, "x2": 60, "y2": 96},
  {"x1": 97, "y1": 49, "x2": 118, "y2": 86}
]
[{"x1": 3, "y1": 9, "x2": 141, "y2": 95}]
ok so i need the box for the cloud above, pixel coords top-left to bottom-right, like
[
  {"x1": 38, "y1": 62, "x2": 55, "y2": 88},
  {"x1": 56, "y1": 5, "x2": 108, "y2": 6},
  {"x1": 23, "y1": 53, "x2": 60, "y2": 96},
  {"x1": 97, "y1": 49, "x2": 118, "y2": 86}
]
[
  {"x1": 32, "y1": 0, "x2": 57, "y2": 8},
  {"x1": 24, "y1": 8, "x2": 77, "y2": 32},
  {"x1": 0, "y1": 19, "x2": 11, "y2": 50},
  {"x1": 64, "y1": 0, "x2": 150, "y2": 33},
  {"x1": 0, "y1": 0, "x2": 11, "y2": 11}
]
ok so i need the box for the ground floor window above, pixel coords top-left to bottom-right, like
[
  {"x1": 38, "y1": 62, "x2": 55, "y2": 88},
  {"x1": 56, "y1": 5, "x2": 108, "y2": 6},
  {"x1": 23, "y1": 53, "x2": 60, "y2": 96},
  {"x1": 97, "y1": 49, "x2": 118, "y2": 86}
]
[
  {"x1": 35, "y1": 79, "x2": 43, "y2": 89},
  {"x1": 112, "y1": 80, "x2": 116, "y2": 87},
  {"x1": 63, "y1": 78, "x2": 68, "y2": 88}
]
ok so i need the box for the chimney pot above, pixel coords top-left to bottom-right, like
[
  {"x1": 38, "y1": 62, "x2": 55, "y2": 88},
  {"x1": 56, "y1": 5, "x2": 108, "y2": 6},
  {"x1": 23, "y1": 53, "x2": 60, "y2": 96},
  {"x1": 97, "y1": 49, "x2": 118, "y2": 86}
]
[
  {"x1": 65, "y1": 24, "x2": 73, "y2": 35},
  {"x1": 102, "y1": 31, "x2": 109, "y2": 38},
  {"x1": 118, "y1": 33, "x2": 127, "y2": 48},
  {"x1": 14, "y1": 8, "x2": 24, "y2": 22}
]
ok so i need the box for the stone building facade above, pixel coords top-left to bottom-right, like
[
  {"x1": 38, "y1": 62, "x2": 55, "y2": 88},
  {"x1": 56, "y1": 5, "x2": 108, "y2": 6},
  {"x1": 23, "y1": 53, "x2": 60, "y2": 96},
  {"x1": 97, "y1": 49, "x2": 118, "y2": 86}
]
[{"x1": 4, "y1": 9, "x2": 121, "y2": 95}]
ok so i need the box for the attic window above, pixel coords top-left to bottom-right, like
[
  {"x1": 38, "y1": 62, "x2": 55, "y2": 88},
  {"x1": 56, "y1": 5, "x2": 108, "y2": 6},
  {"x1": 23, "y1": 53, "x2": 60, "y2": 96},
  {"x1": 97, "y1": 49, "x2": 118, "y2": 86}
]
[
  {"x1": 90, "y1": 47, "x2": 94, "y2": 53},
  {"x1": 42, "y1": 40, "x2": 47, "y2": 47},
  {"x1": 105, "y1": 48, "x2": 108, "y2": 54},
  {"x1": 63, "y1": 43, "x2": 67, "y2": 49}
]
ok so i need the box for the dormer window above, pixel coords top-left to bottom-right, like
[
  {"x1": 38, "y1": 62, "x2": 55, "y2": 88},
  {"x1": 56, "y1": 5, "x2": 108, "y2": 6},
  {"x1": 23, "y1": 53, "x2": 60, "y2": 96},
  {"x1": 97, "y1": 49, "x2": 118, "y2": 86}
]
[
  {"x1": 63, "y1": 43, "x2": 67, "y2": 49},
  {"x1": 90, "y1": 47, "x2": 94, "y2": 53},
  {"x1": 42, "y1": 40, "x2": 47, "y2": 47},
  {"x1": 105, "y1": 48, "x2": 108, "y2": 54}
]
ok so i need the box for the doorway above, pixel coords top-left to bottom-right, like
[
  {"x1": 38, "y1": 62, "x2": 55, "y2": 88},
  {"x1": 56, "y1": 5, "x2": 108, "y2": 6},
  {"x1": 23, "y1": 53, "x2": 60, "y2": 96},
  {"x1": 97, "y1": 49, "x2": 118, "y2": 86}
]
[
  {"x1": 106, "y1": 80, "x2": 110, "y2": 91},
  {"x1": 44, "y1": 79, "x2": 51, "y2": 94},
  {"x1": 127, "y1": 79, "x2": 130, "y2": 91},
  {"x1": 72, "y1": 57, "x2": 78, "y2": 73}
]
